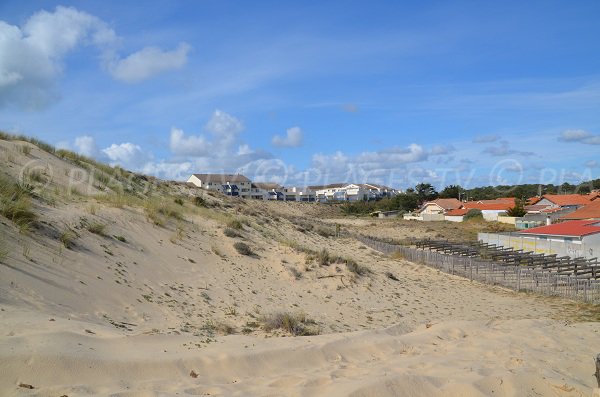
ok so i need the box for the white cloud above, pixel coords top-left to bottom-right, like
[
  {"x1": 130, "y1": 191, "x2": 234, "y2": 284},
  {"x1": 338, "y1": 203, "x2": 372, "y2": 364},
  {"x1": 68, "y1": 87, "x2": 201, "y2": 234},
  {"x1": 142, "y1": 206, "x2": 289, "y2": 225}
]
[
  {"x1": 142, "y1": 160, "x2": 193, "y2": 180},
  {"x1": 108, "y1": 43, "x2": 190, "y2": 83},
  {"x1": 170, "y1": 127, "x2": 210, "y2": 157},
  {"x1": 0, "y1": 6, "x2": 189, "y2": 109},
  {"x1": 473, "y1": 134, "x2": 499, "y2": 143},
  {"x1": 585, "y1": 160, "x2": 598, "y2": 168},
  {"x1": 169, "y1": 110, "x2": 246, "y2": 157},
  {"x1": 74, "y1": 135, "x2": 97, "y2": 157},
  {"x1": 482, "y1": 141, "x2": 534, "y2": 157},
  {"x1": 558, "y1": 129, "x2": 600, "y2": 145},
  {"x1": 205, "y1": 109, "x2": 244, "y2": 140},
  {"x1": 0, "y1": 6, "x2": 116, "y2": 109},
  {"x1": 430, "y1": 144, "x2": 455, "y2": 155},
  {"x1": 272, "y1": 126, "x2": 303, "y2": 148},
  {"x1": 102, "y1": 142, "x2": 149, "y2": 167}
]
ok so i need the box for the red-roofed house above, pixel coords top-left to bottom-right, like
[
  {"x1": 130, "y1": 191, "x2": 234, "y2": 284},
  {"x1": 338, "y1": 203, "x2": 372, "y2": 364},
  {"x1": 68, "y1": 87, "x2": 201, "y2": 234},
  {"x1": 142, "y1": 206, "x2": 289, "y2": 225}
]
[
  {"x1": 419, "y1": 198, "x2": 463, "y2": 215},
  {"x1": 463, "y1": 198, "x2": 516, "y2": 221},
  {"x1": 520, "y1": 220, "x2": 600, "y2": 239},
  {"x1": 479, "y1": 220, "x2": 600, "y2": 259},
  {"x1": 561, "y1": 200, "x2": 600, "y2": 221},
  {"x1": 445, "y1": 208, "x2": 469, "y2": 222},
  {"x1": 535, "y1": 194, "x2": 593, "y2": 209}
]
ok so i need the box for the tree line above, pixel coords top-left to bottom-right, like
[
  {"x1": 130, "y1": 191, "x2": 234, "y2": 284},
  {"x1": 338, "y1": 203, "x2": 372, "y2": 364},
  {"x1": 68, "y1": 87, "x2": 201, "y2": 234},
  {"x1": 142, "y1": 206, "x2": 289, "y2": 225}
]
[{"x1": 341, "y1": 179, "x2": 600, "y2": 215}]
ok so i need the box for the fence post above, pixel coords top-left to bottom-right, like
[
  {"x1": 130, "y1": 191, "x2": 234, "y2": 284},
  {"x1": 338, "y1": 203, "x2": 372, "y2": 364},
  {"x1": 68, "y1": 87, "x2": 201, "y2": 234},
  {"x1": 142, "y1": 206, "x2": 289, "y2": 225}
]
[{"x1": 516, "y1": 268, "x2": 521, "y2": 291}]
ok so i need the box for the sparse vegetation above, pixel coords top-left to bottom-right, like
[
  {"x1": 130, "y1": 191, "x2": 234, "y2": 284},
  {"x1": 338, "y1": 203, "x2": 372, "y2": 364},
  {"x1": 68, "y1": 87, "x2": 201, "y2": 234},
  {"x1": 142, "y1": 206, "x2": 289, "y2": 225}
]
[
  {"x1": 59, "y1": 229, "x2": 77, "y2": 249},
  {"x1": 385, "y1": 271, "x2": 400, "y2": 281},
  {"x1": 261, "y1": 312, "x2": 320, "y2": 336},
  {"x1": 0, "y1": 174, "x2": 37, "y2": 231},
  {"x1": 113, "y1": 235, "x2": 127, "y2": 243},
  {"x1": 317, "y1": 248, "x2": 330, "y2": 266},
  {"x1": 211, "y1": 245, "x2": 223, "y2": 257},
  {"x1": 234, "y1": 242, "x2": 253, "y2": 256},
  {"x1": 174, "y1": 197, "x2": 184, "y2": 206},
  {"x1": 87, "y1": 222, "x2": 107, "y2": 236},
  {"x1": 193, "y1": 196, "x2": 207, "y2": 207},
  {"x1": 0, "y1": 242, "x2": 8, "y2": 263},
  {"x1": 345, "y1": 259, "x2": 371, "y2": 276},
  {"x1": 464, "y1": 209, "x2": 483, "y2": 221},
  {"x1": 223, "y1": 227, "x2": 241, "y2": 238},
  {"x1": 227, "y1": 218, "x2": 244, "y2": 230}
]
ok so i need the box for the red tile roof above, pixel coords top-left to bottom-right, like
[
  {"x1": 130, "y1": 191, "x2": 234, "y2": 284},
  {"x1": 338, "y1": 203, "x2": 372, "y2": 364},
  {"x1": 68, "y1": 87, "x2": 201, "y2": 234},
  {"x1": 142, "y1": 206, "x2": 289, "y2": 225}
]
[
  {"x1": 541, "y1": 194, "x2": 592, "y2": 206},
  {"x1": 560, "y1": 200, "x2": 600, "y2": 220},
  {"x1": 520, "y1": 220, "x2": 600, "y2": 237},
  {"x1": 422, "y1": 198, "x2": 463, "y2": 211},
  {"x1": 463, "y1": 200, "x2": 515, "y2": 211},
  {"x1": 445, "y1": 208, "x2": 469, "y2": 216}
]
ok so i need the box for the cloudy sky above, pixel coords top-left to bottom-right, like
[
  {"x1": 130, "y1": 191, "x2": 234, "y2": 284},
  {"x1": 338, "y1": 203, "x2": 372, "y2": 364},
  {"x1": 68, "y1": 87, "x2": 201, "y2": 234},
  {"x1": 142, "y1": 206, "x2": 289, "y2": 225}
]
[{"x1": 1, "y1": 1, "x2": 599, "y2": 189}]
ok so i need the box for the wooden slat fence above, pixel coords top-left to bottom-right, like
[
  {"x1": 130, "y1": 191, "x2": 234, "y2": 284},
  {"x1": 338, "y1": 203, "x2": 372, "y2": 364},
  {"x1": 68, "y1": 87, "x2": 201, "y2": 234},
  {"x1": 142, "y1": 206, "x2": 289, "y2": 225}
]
[{"x1": 355, "y1": 234, "x2": 600, "y2": 304}]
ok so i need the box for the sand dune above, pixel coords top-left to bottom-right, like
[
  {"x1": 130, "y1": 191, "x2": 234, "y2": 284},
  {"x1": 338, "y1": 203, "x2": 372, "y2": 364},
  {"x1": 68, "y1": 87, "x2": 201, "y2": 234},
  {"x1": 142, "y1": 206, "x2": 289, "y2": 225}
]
[
  {"x1": 1, "y1": 306, "x2": 598, "y2": 396},
  {"x1": 1, "y1": 138, "x2": 599, "y2": 396}
]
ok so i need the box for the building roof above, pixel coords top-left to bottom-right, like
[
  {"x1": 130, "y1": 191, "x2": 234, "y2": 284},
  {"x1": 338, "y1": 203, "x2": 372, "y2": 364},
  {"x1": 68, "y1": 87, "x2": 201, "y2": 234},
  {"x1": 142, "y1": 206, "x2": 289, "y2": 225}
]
[
  {"x1": 446, "y1": 208, "x2": 469, "y2": 216},
  {"x1": 560, "y1": 200, "x2": 600, "y2": 220},
  {"x1": 520, "y1": 220, "x2": 600, "y2": 237},
  {"x1": 540, "y1": 194, "x2": 592, "y2": 206},
  {"x1": 308, "y1": 183, "x2": 346, "y2": 190},
  {"x1": 463, "y1": 203, "x2": 512, "y2": 211},
  {"x1": 422, "y1": 198, "x2": 463, "y2": 211},
  {"x1": 253, "y1": 182, "x2": 282, "y2": 190},
  {"x1": 463, "y1": 198, "x2": 515, "y2": 211},
  {"x1": 192, "y1": 173, "x2": 250, "y2": 183}
]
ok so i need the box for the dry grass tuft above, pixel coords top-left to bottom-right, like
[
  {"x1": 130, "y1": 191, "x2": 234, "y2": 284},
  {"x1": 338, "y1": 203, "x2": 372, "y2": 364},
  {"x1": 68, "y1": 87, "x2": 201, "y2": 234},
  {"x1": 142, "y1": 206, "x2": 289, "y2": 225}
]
[
  {"x1": 261, "y1": 311, "x2": 319, "y2": 336},
  {"x1": 0, "y1": 174, "x2": 36, "y2": 231}
]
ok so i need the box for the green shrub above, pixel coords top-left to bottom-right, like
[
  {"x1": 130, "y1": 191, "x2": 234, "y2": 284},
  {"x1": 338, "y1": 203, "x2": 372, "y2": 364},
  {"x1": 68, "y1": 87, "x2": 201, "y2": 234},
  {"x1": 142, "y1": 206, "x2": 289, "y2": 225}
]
[
  {"x1": 60, "y1": 229, "x2": 77, "y2": 249},
  {"x1": 174, "y1": 197, "x2": 184, "y2": 206},
  {"x1": 0, "y1": 175, "x2": 36, "y2": 231},
  {"x1": 193, "y1": 196, "x2": 207, "y2": 207},
  {"x1": 261, "y1": 312, "x2": 319, "y2": 336},
  {"x1": 346, "y1": 259, "x2": 371, "y2": 276},
  {"x1": 234, "y1": 242, "x2": 253, "y2": 256},
  {"x1": 113, "y1": 235, "x2": 127, "y2": 243},
  {"x1": 87, "y1": 222, "x2": 107, "y2": 236},
  {"x1": 317, "y1": 248, "x2": 330, "y2": 266},
  {"x1": 224, "y1": 228, "x2": 241, "y2": 238},
  {"x1": 227, "y1": 218, "x2": 244, "y2": 230},
  {"x1": 464, "y1": 209, "x2": 483, "y2": 221}
]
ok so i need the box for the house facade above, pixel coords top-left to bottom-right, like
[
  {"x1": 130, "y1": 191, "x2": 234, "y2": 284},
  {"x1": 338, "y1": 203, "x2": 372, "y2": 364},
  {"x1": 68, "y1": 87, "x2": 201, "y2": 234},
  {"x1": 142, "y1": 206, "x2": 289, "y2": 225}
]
[
  {"x1": 187, "y1": 174, "x2": 252, "y2": 198},
  {"x1": 479, "y1": 220, "x2": 600, "y2": 259}
]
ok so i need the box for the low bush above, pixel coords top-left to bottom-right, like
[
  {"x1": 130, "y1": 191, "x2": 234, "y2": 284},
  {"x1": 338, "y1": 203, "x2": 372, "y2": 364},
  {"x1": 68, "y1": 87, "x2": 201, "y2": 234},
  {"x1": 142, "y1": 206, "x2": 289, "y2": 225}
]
[
  {"x1": 0, "y1": 175, "x2": 36, "y2": 231},
  {"x1": 234, "y1": 242, "x2": 253, "y2": 256},
  {"x1": 60, "y1": 229, "x2": 77, "y2": 249},
  {"x1": 227, "y1": 218, "x2": 244, "y2": 230},
  {"x1": 317, "y1": 248, "x2": 330, "y2": 266},
  {"x1": 346, "y1": 259, "x2": 371, "y2": 276},
  {"x1": 223, "y1": 227, "x2": 241, "y2": 238},
  {"x1": 193, "y1": 196, "x2": 207, "y2": 207},
  {"x1": 261, "y1": 312, "x2": 319, "y2": 336},
  {"x1": 87, "y1": 222, "x2": 107, "y2": 236},
  {"x1": 464, "y1": 209, "x2": 483, "y2": 221}
]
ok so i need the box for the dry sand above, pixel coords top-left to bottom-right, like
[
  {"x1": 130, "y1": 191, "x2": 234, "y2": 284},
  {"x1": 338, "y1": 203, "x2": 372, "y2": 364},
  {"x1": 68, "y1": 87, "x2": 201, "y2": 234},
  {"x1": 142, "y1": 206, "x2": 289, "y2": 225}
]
[{"x1": 1, "y1": 139, "x2": 599, "y2": 396}]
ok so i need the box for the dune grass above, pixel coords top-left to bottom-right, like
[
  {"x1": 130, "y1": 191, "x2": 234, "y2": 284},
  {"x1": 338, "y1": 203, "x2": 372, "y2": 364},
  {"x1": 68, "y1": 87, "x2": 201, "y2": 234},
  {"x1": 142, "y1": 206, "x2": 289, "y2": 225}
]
[
  {"x1": 261, "y1": 312, "x2": 320, "y2": 336},
  {"x1": 0, "y1": 174, "x2": 36, "y2": 231},
  {"x1": 86, "y1": 222, "x2": 107, "y2": 236}
]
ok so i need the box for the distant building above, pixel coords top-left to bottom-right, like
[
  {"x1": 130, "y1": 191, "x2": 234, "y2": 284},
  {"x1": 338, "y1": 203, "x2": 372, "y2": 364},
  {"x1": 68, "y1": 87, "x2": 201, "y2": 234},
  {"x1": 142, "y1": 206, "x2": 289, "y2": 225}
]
[
  {"x1": 479, "y1": 220, "x2": 600, "y2": 259},
  {"x1": 419, "y1": 198, "x2": 463, "y2": 215},
  {"x1": 187, "y1": 174, "x2": 252, "y2": 198}
]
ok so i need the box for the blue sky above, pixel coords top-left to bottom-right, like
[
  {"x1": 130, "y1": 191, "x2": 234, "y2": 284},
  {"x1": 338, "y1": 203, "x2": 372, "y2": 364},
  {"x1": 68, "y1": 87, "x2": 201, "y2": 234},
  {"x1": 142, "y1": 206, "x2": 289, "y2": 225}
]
[{"x1": 1, "y1": 1, "x2": 599, "y2": 189}]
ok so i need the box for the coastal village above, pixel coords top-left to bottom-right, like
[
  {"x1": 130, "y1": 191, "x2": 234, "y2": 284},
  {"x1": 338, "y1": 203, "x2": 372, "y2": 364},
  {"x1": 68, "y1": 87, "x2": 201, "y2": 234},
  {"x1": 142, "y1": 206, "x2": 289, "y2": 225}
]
[{"x1": 187, "y1": 172, "x2": 600, "y2": 260}]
